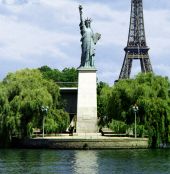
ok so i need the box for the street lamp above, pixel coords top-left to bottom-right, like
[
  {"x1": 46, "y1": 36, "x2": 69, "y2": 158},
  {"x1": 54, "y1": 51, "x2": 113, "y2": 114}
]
[
  {"x1": 132, "y1": 104, "x2": 138, "y2": 138},
  {"x1": 41, "y1": 106, "x2": 49, "y2": 138}
]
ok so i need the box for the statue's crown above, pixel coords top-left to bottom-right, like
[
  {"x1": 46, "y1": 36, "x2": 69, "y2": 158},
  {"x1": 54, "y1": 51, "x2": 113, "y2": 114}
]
[{"x1": 85, "y1": 18, "x2": 92, "y2": 23}]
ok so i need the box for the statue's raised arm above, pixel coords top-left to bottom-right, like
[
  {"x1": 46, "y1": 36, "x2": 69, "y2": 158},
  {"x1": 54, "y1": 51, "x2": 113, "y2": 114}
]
[
  {"x1": 79, "y1": 5, "x2": 83, "y2": 24},
  {"x1": 78, "y1": 5, "x2": 101, "y2": 68},
  {"x1": 79, "y1": 5, "x2": 85, "y2": 36}
]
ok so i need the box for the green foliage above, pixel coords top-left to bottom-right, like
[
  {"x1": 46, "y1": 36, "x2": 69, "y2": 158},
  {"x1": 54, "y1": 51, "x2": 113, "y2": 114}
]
[
  {"x1": 0, "y1": 69, "x2": 69, "y2": 144},
  {"x1": 108, "y1": 119, "x2": 127, "y2": 133},
  {"x1": 97, "y1": 81, "x2": 111, "y2": 127},
  {"x1": 45, "y1": 109, "x2": 69, "y2": 134},
  {"x1": 39, "y1": 66, "x2": 78, "y2": 87},
  {"x1": 99, "y1": 73, "x2": 170, "y2": 147}
]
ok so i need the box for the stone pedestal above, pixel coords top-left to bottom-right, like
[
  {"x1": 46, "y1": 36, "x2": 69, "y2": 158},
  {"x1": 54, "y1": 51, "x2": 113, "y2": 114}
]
[{"x1": 76, "y1": 67, "x2": 98, "y2": 133}]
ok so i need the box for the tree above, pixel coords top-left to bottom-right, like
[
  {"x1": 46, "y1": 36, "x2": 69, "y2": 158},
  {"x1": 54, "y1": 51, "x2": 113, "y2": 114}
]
[
  {"x1": 106, "y1": 73, "x2": 170, "y2": 147},
  {"x1": 0, "y1": 69, "x2": 69, "y2": 144},
  {"x1": 97, "y1": 81, "x2": 111, "y2": 127},
  {"x1": 39, "y1": 66, "x2": 78, "y2": 87}
]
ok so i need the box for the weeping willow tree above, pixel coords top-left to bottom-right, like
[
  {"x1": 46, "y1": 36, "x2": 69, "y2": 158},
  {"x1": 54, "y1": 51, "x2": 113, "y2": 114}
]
[
  {"x1": 0, "y1": 69, "x2": 69, "y2": 145},
  {"x1": 105, "y1": 73, "x2": 170, "y2": 147}
]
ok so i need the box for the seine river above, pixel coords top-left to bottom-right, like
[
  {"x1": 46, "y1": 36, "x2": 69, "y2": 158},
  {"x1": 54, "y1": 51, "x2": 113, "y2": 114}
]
[{"x1": 0, "y1": 149, "x2": 170, "y2": 174}]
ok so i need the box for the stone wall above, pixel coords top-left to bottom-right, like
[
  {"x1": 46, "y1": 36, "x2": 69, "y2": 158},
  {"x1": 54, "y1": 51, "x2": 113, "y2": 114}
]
[{"x1": 16, "y1": 138, "x2": 149, "y2": 149}]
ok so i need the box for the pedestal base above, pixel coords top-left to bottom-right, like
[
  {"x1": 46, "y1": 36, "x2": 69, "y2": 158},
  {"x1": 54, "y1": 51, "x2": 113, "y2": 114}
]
[{"x1": 76, "y1": 68, "x2": 98, "y2": 133}]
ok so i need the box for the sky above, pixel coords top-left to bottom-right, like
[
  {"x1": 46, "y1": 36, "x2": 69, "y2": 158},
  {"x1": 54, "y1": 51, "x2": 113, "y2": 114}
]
[{"x1": 0, "y1": 0, "x2": 170, "y2": 85}]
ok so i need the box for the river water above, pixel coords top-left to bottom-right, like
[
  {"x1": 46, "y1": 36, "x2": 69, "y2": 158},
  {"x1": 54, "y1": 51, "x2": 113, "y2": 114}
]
[{"x1": 0, "y1": 149, "x2": 169, "y2": 174}]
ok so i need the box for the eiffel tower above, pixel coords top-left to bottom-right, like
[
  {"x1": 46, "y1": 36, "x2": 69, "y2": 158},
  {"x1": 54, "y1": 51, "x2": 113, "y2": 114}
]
[{"x1": 119, "y1": 0, "x2": 153, "y2": 79}]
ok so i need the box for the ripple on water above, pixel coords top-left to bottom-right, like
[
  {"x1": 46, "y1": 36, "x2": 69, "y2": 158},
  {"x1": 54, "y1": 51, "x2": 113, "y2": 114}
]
[{"x1": 0, "y1": 149, "x2": 170, "y2": 174}]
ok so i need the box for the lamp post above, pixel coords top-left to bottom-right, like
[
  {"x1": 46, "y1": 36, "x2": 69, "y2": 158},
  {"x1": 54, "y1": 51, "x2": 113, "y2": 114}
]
[
  {"x1": 41, "y1": 106, "x2": 49, "y2": 138},
  {"x1": 132, "y1": 104, "x2": 138, "y2": 138}
]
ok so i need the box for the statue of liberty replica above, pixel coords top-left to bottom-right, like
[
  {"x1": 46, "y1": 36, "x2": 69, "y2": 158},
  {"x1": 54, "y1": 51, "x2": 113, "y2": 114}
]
[
  {"x1": 79, "y1": 5, "x2": 101, "y2": 68},
  {"x1": 76, "y1": 5, "x2": 101, "y2": 133}
]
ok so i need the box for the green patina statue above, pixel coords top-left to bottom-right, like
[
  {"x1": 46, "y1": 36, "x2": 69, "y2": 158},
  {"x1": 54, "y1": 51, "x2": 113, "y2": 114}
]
[{"x1": 79, "y1": 5, "x2": 101, "y2": 68}]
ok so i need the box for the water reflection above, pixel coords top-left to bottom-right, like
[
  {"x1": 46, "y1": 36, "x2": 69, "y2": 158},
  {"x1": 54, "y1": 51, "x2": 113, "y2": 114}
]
[
  {"x1": 0, "y1": 149, "x2": 74, "y2": 174},
  {"x1": 74, "y1": 150, "x2": 98, "y2": 174},
  {"x1": 0, "y1": 149, "x2": 170, "y2": 174}
]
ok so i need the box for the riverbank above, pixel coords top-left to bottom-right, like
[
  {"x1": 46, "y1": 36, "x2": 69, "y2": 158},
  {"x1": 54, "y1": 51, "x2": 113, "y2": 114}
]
[{"x1": 12, "y1": 134, "x2": 149, "y2": 149}]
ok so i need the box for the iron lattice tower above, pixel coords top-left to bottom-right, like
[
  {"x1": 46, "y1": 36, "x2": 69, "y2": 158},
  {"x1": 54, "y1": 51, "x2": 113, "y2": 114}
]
[{"x1": 119, "y1": 0, "x2": 153, "y2": 79}]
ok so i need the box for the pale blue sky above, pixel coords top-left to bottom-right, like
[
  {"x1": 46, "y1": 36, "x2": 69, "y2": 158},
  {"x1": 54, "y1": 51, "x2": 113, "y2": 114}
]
[{"x1": 0, "y1": 0, "x2": 170, "y2": 84}]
